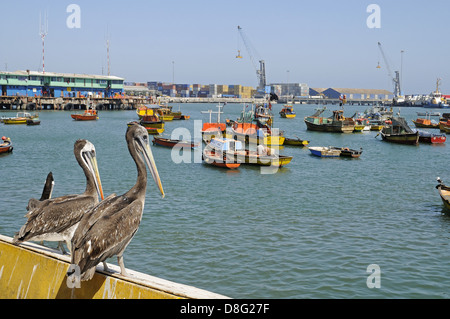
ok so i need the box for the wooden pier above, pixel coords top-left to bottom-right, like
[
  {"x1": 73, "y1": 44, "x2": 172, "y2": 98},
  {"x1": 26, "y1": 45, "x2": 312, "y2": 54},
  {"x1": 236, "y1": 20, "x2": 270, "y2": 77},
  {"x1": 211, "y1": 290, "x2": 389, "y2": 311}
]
[{"x1": 0, "y1": 96, "x2": 148, "y2": 111}]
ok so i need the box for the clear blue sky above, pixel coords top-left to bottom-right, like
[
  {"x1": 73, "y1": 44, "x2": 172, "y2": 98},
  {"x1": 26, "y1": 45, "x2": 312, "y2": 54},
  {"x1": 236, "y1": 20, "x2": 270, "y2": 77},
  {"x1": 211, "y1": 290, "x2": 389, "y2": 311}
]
[{"x1": 1, "y1": 0, "x2": 449, "y2": 94}]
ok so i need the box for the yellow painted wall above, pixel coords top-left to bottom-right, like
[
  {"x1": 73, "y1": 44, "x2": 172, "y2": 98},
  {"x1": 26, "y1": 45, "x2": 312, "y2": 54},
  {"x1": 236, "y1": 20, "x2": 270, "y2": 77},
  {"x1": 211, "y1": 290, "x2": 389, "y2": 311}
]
[{"x1": 0, "y1": 235, "x2": 228, "y2": 299}]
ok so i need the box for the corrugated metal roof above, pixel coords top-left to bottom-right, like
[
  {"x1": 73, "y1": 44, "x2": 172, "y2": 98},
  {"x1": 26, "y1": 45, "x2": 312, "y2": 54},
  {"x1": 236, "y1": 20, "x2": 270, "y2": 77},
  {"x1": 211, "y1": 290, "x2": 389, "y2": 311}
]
[
  {"x1": 326, "y1": 88, "x2": 393, "y2": 94},
  {"x1": 0, "y1": 70, "x2": 124, "y2": 80}
]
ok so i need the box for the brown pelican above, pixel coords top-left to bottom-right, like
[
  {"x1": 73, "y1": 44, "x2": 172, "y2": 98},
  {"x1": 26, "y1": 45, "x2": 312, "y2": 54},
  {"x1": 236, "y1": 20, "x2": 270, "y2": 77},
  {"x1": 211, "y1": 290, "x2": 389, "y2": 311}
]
[
  {"x1": 13, "y1": 139, "x2": 104, "y2": 254},
  {"x1": 69, "y1": 123, "x2": 164, "y2": 281}
]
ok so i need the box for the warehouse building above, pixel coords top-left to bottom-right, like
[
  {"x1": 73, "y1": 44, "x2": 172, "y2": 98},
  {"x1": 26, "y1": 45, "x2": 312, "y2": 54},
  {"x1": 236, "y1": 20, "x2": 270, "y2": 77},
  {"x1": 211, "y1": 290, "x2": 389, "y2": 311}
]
[
  {"x1": 322, "y1": 88, "x2": 393, "y2": 100},
  {"x1": 0, "y1": 70, "x2": 124, "y2": 98},
  {"x1": 270, "y1": 83, "x2": 309, "y2": 97}
]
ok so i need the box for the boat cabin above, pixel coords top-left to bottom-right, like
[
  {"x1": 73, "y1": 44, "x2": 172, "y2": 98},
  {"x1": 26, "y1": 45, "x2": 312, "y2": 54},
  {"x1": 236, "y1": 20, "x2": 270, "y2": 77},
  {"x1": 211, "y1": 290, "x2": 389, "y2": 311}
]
[{"x1": 208, "y1": 138, "x2": 243, "y2": 152}]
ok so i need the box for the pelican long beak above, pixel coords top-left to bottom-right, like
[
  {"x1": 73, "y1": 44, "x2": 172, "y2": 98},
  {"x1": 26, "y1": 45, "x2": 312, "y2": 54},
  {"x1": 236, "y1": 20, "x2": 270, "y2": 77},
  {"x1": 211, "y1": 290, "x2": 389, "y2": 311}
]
[
  {"x1": 85, "y1": 152, "x2": 104, "y2": 201},
  {"x1": 139, "y1": 136, "x2": 165, "y2": 198}
]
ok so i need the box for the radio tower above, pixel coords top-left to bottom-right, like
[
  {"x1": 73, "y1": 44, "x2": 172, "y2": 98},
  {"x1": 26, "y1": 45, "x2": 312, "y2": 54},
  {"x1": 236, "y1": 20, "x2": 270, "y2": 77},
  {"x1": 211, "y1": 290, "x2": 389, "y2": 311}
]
[{"x1": 39, "y1": 12, "x2": 48, "y2": 74}]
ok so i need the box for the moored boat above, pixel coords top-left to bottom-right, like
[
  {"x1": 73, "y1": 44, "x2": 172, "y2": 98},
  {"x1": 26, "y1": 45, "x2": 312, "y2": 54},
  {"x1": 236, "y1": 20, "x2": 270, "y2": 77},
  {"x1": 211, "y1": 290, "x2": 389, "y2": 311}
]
[
  {"x1": 279, "y1": 105, "x2": 296, "y2": 118},
  {"x1": 418, "y1": 131, "x2": 446, "y2": 144},
  {"x1": 436, "y1": 177, "x2": 450, "y2": 210},
  {"x1": 3, "y1": 112, "x2": 39, "y2": 125},
  {"x1": 308, "y1": 146, "x2": 341, "y2": 157},
  {"x1": 439, "y1": 119, "x2": 450, "y2": 133},
  {"x1": 380, "y1": 117, "x2": 419, "y2": 145},
  {"x1": 227, "y1": 121, "x2": 285, "y2": 146},
  {"x1": 0, "y1": 136, "x2": 13, "y2": 154},
  {"x1": 202, "y1": 138, "x2": 242, "y2": 169},
  {"x1": 26, "y1": 117, "x2": 41, "y2": 125},
  {"x1": 152, "y1": 136, "x2": 199, "y2": 149},
  {"x1": 284, "y1": 137, "x2": 309, "y2": 146},
  {"x1": 304, "y1": 107, "x2": 355, "y2": 133},
  {"x1": 204, "y1": 138, "x2": 292, "y2": 168},
  {"x1": 330, "y1": 146, "x2": 363, "y2": 158},
  {"x1": 201, "y1": 104, "x2": 227, "y2": 143},
  {"x1": 138, "y1": 114, "x2": 165, "y2": 135},
  {"x1": 71, "y1": 109, "x2": 98, "y2": 121},
  {"x1": 412, "y1": 112, "x2": 440, "y2": 129},
  {"x1": 368, "y1": 119, "x2": 384, "y2": 131}
]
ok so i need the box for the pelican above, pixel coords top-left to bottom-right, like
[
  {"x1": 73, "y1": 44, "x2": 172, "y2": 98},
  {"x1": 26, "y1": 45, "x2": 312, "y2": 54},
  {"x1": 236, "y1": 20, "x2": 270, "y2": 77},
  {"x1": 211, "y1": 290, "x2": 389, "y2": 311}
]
[
  {"x1": 13, "y1": 139, "x2": 104, "y2": 254},
  {"x1": 69, "y1": 123, "x2": 164, "y2": 281}
]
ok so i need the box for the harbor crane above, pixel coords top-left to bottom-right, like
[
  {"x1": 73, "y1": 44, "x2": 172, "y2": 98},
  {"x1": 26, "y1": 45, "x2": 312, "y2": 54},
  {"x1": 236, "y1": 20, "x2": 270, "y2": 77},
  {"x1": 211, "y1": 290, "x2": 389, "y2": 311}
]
[
  {"x1": 236, "y1": 26, "x2": 266, "y2": 93},
  {"x1": 377, "y1": 42, "x2": 402, "y2": 98}
]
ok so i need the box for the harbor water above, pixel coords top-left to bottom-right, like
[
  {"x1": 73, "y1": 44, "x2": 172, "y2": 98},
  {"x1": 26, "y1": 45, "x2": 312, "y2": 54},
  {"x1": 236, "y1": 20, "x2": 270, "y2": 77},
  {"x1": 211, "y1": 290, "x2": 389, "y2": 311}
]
[{"x1": 0, "y1": 104, "x2": 449, "y2": 299}]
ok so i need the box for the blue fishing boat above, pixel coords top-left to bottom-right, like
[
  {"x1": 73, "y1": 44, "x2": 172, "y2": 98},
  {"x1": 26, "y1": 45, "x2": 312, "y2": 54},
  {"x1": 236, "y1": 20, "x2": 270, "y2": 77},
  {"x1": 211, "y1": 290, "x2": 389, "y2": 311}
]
[{"x1": 308, "y1": 146, "x2": 341, "y2": 157}]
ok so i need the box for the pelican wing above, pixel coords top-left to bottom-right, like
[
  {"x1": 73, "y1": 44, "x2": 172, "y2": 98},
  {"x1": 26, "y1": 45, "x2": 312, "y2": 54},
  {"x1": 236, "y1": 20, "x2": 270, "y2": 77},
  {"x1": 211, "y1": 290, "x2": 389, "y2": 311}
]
[
  {"x1": 72, "y1": 197, "x2": 144, "y2": 275},
  {"x1": 16, "y1": 194, "x2": 98, "y2": 242}
]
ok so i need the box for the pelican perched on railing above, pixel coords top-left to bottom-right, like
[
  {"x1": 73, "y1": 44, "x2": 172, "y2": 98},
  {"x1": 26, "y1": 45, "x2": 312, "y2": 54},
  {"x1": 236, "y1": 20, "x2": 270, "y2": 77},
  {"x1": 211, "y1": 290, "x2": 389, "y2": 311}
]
[
  {"x1": 13, "y1": 139, "x2": 104, "y2": 254},
  {"x1": 69, "y1": 123, "x2": 164, "y2": 281}
]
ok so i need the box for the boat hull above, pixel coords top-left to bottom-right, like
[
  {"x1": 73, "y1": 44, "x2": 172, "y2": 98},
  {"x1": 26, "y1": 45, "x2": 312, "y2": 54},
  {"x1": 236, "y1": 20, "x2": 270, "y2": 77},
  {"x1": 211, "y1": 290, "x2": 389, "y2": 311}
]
[
  {"x1": 71, "y1": 114, "x2": 98, "y2": 121},
  {"x1": 153, "y1": 137, "x2": 198, "y2": 149},
  {"x1": 3, "y1": 118, "x2": 27, "y2": 124},
  {"x1": 308, "y1": 147, "x2": 341, "y2": 157},
  {"x1": 304, "y1": 117, "x2": 355, "y2": 133},
  {"x1": 412, "y1": 120, "x2": 439, "y2": 129},
  {"x1": 284, "y1": 138, "x2": 309, "y2": 146},
  {"x1": 234, "y1": 152, "x2": 293, "y2": 167},
  {"x1": 0, "y1": 144, "x2": 13, "y2": 154},
  {"x1": 418, "y1": 132, "x2": 446, "y2": 144},
  {"x1": 203, "y1": 151, "x2": 240, "y2": 169},
  {"x1": 380, "y1": 132, "x2": 419, "y2": 145},
  {"x1": 280, "y1": 113, "x2": 296, "y2": 119},
  {"x1": 437, "y1": 183, "x2": 450, "y2": 211}
]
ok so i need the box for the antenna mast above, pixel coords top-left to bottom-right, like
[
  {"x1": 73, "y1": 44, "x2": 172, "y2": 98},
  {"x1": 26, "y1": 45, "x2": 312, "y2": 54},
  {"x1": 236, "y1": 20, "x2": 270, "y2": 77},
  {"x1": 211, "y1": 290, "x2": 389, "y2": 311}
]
[{"x1": 39, "y1": 11, "x2": 48, "y2": 73}]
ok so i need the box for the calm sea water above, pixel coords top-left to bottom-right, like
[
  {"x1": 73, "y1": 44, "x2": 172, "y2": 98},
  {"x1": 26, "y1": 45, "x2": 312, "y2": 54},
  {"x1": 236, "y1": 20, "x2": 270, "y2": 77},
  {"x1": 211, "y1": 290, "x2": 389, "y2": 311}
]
[{"x1": 1, "y1": 103, "x2": 449, "y2": 299}]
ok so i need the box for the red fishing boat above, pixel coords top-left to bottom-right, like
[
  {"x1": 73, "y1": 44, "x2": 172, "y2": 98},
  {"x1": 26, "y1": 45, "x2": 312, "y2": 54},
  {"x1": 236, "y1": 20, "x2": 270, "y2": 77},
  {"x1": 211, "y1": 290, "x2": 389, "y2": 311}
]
[
  {"x1": 418, "y1": 131, "x2": 446, "y2": 144},
  {"x1": 152, "y1": 136, "x2": 199, "y2": 149},
  {"x1": 0, "y1": 136, "x2": 13, "y2": 154},
  {"x1": 71, "y1": 109, "x2": 99, "y2": 121}
]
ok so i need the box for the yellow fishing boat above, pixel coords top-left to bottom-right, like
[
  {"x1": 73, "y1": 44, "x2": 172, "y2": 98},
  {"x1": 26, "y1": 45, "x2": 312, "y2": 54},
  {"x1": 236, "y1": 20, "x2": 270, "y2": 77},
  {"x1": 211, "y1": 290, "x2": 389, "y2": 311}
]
[
  {"x1": 3, "y1": 112, "x2": 39, "y2": 125},
  {"x1": 279, "y1": 105, "x2": 296, "y2": 118},
  {"x1": 436, "y1": 177, "x2": 450, "y2": 211}
]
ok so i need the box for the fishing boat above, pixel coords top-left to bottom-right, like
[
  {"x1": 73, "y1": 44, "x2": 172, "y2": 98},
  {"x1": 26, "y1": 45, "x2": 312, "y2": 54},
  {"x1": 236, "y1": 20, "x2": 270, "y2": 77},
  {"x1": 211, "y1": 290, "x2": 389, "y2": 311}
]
[
  {"x1": 227, "y1": 121, "x2": 285, "y2": 146},
  {"x1": 26, "y1": 117, "x2": 41, "y2": 125},
  {"x1": 368, "y1": 119, "x2": 384, "y2": 131},
  {"x1": 136, "y1": 105, "x2": 156, "y2": 119},
  {"x1": 0, "y1": 136, "x2": 13, "y2": 154},
  {"x1": 71, "y1": 109, "x2": 98, "y2": 121},
  {"x1": 284, "y1": 137, "x2": 309, "y2": 146},
  {"x1": 330, "y1": 147, "x2": 363, "y2": 158},
  {"x1": 254, "y1": 103, "x2": 273, "y2": 126},
  {"x1": 138, "y1": 114, "x2": 165, "y2": 135},
  {"x1": 279, "y1": 105, "x2": 296, "y2": 118},
  {"x1": 308, "y1": 146, "x2": 341, "y2": 157},
  {"x1": 201, "y1": 104, "x2": 227, "y2": 143},
  {"x1": 436, "y1": 177, "x2": 450, "y2": 210},
  {"x1": 227, "y1": 104, "x2": 285, "y2": 146},
  {"x1": 304, "y1": 107, "x2": 355, "y2": 133},
  {"x1": 155, "y1": 107, "x2": 174, "y2": 121},
  {"x1": 353, "y1": 115, "x2": 371, "y2": 132},
  {"x1": 152, "y1": 136, "x2": 199, "y2": 149},
  {"x1": 412, "y1": 113, "x2": 440, "y2": 129},
  {"x1": 3, "y1": 112, "x2": 39, "y2": 125},
  {"x1": 380, "y1": 117, "x2": 419, "y2": 145},
  {"x1": 439, "y1": 119, "x2": 450, "y2": 133},
  {"x1": 418, "y1": 131, "x2": 446, "y2": 144},
  {"x1": 202, "y1": 138, "x2": 242, "y2": 169},
  {"x1": 204, "y1": 138, "x2": 293, "y2": 168}
]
